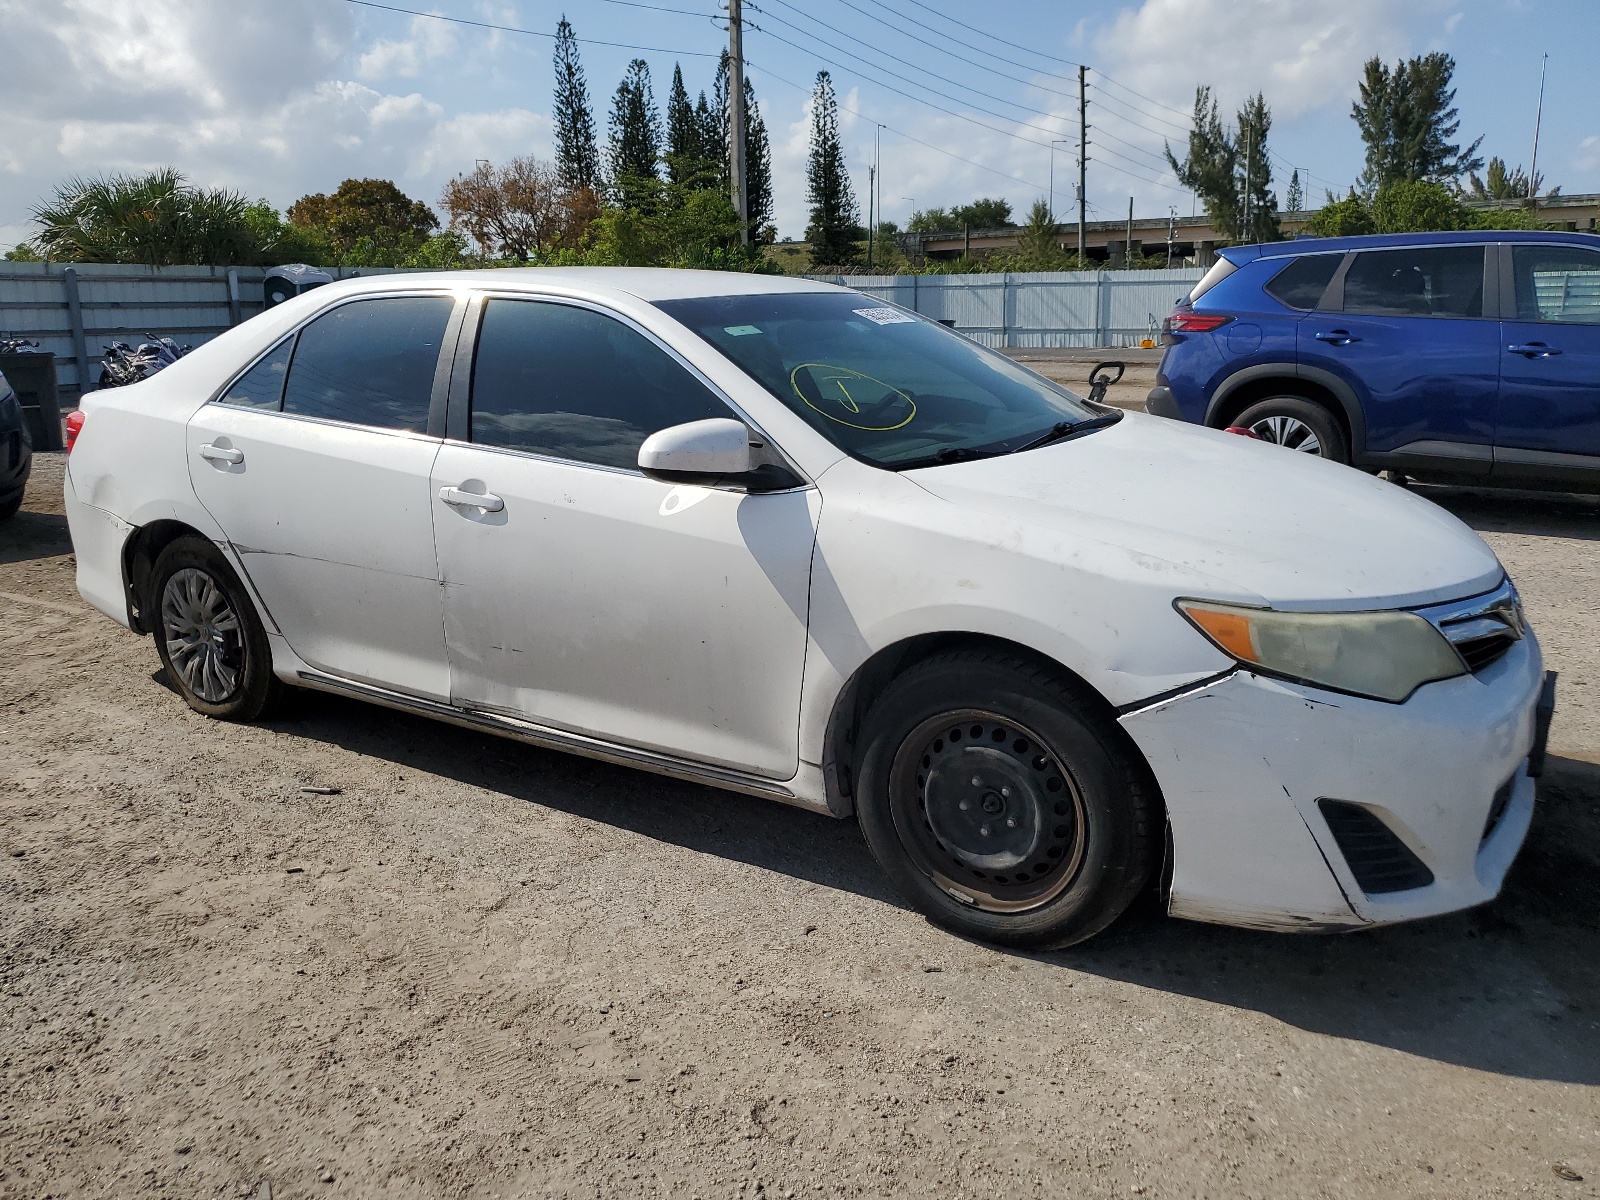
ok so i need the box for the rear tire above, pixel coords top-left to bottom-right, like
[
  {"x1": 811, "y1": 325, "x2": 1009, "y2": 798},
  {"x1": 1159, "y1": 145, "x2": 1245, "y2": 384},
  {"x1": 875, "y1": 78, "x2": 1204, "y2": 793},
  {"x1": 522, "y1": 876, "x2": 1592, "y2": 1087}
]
[
  {"x1": 854, "y1": 649, "x2": 1159, "y2": 950},
  {"x1": 1232, "y1": 396, "x2": 1349, "y2": 464},
  {"x1": 150, "y1": 537, "x2": 282, "y2": 721}
]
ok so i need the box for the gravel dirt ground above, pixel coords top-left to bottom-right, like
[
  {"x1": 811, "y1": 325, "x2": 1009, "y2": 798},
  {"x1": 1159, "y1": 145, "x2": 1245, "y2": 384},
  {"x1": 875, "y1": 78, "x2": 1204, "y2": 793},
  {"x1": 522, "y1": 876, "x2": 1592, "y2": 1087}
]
[{"x1": 3, "y1": 452, "x2": 1597, "y2": 1200}]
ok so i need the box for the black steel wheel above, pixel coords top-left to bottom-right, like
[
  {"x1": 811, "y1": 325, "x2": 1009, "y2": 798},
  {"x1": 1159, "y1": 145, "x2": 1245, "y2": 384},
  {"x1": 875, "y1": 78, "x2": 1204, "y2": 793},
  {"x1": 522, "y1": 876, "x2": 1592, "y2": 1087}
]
[
  {"x1": 855, "y1": 649, "x2": 1160, "y2": 949},
  {"x1": 150, "y1": 536, "x2": 283, "y2": 721}
]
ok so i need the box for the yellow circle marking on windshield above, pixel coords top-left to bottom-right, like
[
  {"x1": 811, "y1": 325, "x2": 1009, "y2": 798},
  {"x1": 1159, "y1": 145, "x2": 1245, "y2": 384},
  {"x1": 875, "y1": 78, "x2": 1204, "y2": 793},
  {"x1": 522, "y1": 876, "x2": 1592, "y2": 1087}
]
[{"x1": 790, "y1": 363, "x2": 916, "y2": 431}]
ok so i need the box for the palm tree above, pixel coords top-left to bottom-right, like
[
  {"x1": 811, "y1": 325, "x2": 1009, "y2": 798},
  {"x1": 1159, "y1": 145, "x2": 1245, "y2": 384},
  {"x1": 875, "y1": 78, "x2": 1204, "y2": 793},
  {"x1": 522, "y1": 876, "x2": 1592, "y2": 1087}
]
[{"x1": 30, "y1": 169, "x2": 264, "y2": 265}]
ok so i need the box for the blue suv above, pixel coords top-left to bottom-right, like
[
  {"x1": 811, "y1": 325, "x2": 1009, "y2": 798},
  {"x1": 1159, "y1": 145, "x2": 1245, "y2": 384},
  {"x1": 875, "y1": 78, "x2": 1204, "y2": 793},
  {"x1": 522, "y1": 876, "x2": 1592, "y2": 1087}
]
[{"x1": 1146, "y1": 230, "x2": 1600, "y2": 492}]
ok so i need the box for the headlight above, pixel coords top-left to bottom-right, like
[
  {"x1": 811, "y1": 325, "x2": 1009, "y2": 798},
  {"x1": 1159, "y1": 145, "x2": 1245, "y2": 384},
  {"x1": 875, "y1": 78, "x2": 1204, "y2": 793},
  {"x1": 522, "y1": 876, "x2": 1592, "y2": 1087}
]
[{"x1": 1176, "y1": 599, "x2": 1467, "y2": 703}]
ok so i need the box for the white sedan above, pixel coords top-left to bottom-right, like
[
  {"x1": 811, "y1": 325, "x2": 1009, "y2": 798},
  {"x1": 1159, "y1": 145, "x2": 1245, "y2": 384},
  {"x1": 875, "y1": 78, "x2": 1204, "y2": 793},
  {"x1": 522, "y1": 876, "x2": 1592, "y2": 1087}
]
[{"x1": 62, "y1": 269, "x2": 1553, "y2": 947}]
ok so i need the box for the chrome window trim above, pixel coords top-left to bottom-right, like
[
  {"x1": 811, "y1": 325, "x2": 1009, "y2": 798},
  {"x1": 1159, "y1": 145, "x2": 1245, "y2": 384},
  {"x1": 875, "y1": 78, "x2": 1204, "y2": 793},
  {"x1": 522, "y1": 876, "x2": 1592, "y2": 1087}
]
[{"x1": 450, "y1": 289, "x2": 815, "y2": 492}]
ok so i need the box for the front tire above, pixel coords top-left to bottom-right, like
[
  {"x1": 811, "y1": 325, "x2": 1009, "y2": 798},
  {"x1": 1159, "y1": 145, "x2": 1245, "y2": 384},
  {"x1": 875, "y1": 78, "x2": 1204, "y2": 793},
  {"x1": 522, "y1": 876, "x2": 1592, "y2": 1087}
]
[
  {"x1": 855, "y1": 650, "x2": 1159, "y2": 950},
  {"x1": 1233, "y1": 395, "x2": 1349, "y2": 464},
  {"x1": 150, "y1": 537, "x2": 282, "y2": 721}
]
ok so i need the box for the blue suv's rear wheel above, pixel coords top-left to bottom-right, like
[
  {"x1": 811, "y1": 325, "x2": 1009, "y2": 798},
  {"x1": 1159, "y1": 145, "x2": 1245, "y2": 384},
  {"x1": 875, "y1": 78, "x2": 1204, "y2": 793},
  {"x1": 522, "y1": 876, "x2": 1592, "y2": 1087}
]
[{"x1": 1233, "y1": 396, "x2": 1349, "y2": 464}]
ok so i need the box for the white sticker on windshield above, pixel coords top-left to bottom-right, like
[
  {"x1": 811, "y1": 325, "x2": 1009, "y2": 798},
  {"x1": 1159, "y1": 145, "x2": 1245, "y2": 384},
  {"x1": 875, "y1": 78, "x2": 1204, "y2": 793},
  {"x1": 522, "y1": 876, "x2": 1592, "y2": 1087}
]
[
  {"x1": 724, "y1": 324, "x2": 763, "y2": 336},
  {"x1": 852, "y1": 306, "x2": 915, "y2": 326}
]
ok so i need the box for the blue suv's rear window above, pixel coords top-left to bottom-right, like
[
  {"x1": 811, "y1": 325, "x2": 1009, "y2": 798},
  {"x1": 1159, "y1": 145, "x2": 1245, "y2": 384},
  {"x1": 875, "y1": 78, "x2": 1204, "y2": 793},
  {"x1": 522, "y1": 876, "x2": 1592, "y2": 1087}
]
[
  {"x1": 1264, "y1": 254, "x2": 1342, "y2": 310},
  {"x1": 1343, "y1": 245, "x2": 1484, "y2": 318}
]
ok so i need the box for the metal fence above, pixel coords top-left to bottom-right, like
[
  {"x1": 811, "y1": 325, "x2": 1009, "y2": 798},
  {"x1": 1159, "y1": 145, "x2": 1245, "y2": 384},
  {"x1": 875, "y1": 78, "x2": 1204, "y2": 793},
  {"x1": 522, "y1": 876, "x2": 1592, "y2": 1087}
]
[
  {"x1": 0, "y1": 262, "x2": 412, "y2": 399},
  {"x1": 804, "y1": 269, "x2": 1206, "y2": 349},
  {"x1": 0, "y1": 263, "x2": 1207, "y2": 399}
]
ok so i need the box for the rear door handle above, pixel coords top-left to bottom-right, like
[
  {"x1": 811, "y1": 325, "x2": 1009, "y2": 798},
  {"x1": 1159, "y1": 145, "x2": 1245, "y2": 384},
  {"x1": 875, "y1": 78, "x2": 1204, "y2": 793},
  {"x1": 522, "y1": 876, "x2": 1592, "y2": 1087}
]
[
  {"x1": 1314, "y1": 330, "x2": 1359, "y2": 345},
  {"x1": 1508, "y1": 343, "x2": 1562, "y2": 358},
  {"x1": 198, "y1": 443, "x2": 244, "y2": 465},
  {"x1": 438, "y1": 485, "x2": 504, "y2": 513}
]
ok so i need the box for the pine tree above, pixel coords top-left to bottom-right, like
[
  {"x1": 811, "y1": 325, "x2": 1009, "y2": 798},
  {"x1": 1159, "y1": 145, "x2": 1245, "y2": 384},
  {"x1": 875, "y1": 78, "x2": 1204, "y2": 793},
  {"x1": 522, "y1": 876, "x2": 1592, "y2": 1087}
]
[
  {"x1": 609, "y1": 59, "x2": 662, "y2": 210},
  {"x1": 805, "y1": 71, "x2": 860, "y2": 265},
  {"x1": 708, "y1": 52, "x2": 731, "y2": 192},
  {"x1": 743, "y1": 77, "x2": 773, "y2": 241},
  {"x1": 1285, "y1": 169, "x2": 1303, "y2": 213},
  {"x1": 1236, "y1": 92, "x2": 1280, "y2": 243},
  {"x1": 1351, "y1": 53, "x2": 1483, "y2": 190},
  {"x1": 665, "y1": 64, "x2": 701, "y2": 187},
  {"x1": 552, "y1": 18, "x2": 600, "y2": 193}
]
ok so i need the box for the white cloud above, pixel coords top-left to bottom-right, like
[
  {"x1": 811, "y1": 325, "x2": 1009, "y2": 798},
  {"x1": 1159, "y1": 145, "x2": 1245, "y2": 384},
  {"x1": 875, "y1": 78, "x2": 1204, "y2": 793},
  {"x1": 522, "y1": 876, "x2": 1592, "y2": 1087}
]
[
  {"x1": 357, "y1": 14, "x2": 458, "y2": 81},
  {"x1": 1093, "y1": 0, "x2": 1419, "y2": 118},
  {"x1": 1575, "y1": 135, "x2": 1600, "y2": 174},
  {"x1": 0, "y1": 0, "x2": 548, "y2": 246}
]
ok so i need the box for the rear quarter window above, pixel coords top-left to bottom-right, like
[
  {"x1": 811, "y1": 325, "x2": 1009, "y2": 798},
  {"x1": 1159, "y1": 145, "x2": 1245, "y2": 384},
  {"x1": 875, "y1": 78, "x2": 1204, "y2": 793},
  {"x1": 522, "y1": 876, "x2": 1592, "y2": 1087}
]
[
  {"x1": 1263, "y1": 254, "x2": 1342, "y2": 310},
  {"x1": 1186, "y1": 258, "x2": 1237, "y2": 304}
]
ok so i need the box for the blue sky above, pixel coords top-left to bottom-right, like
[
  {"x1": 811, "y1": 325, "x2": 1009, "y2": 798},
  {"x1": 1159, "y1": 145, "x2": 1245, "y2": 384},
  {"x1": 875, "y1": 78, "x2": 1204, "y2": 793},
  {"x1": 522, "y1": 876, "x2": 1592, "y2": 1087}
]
[{"x1": 2, "y1": 0, "x2": 1596, "y2": 251}]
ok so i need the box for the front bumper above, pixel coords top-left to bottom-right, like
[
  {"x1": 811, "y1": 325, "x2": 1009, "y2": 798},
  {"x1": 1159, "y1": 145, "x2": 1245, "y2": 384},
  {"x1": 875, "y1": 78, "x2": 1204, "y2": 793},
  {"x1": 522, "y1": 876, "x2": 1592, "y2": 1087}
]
[{"x1": 1118, "y1": 630, "x2": 1545, "y2": 931}]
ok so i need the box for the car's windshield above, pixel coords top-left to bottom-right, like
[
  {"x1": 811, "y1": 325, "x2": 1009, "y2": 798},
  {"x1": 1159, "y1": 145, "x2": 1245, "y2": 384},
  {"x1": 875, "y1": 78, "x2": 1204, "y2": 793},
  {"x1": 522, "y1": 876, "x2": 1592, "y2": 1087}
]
[{"x1": 654, "y1": 291, "x2": 1104, "y2": 469}]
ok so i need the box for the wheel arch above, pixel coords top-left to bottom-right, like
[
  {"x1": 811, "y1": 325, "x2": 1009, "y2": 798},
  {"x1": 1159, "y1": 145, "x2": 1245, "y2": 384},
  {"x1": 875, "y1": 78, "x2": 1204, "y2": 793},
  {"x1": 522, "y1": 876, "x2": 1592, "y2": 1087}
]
[
  {"x1": 820, "y1": 631, "x2": 1166, "y2": 831},
  {"x1": 1205, "y1": 364, "x2": 1367, "y2": 456},
  {"x1": 121, "y1": 519, "x2": 213, "y2": 634}
]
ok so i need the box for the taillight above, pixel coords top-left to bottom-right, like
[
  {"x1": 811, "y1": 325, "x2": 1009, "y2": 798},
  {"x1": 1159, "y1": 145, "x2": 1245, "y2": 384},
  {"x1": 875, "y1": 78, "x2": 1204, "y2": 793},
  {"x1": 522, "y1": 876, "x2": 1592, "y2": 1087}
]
[
  {"x1": 65, "y1": 409, "x2": 86, "y2": 453},
  {"x1": 1166, "y1": 311, "x2": 1234, "y2": 334}
]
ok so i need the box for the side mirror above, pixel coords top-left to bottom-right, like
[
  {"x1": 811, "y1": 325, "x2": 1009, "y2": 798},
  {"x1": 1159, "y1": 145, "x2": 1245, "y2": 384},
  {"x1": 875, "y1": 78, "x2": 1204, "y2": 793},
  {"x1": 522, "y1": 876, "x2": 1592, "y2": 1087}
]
[{"x1": 638, "y1": 418, "x2": 752, "y2": 484}]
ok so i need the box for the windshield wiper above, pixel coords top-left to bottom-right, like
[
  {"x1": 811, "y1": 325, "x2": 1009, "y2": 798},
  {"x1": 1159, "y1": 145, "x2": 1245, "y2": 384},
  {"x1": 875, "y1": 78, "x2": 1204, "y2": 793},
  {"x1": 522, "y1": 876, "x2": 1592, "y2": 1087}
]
[{"x1": 1012, "y1": 410, "x2": 1123, "y2": 454}]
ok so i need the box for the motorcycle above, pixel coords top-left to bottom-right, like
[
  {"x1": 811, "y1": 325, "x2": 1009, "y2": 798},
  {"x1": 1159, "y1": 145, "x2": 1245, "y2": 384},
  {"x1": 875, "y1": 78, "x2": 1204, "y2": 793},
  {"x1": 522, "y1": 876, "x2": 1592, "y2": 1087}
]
[{"x1": 99, "y1": 335, "x2": 190, "y2": 388}]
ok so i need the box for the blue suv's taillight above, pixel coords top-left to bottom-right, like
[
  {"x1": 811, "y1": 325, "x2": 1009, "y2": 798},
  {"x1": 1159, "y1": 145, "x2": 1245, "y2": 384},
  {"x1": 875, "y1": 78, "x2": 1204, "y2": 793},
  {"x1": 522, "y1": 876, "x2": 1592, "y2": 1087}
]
[{"x1": 1165, "y1": 311, "x2": 1234, "y2": 335}]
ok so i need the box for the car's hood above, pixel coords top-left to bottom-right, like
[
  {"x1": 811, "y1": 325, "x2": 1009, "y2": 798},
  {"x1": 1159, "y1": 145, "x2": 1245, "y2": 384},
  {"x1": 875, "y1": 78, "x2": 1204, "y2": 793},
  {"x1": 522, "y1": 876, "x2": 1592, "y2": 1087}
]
[{"x1": 906, "y1": 412, "x2": 1503, "y2": 610}]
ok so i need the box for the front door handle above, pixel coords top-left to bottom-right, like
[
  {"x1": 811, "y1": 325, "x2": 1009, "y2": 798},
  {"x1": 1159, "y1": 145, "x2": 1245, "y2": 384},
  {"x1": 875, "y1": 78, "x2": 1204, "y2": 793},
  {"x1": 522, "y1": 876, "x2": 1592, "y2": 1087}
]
[
  {"x1": 1508, "y1": 342, "x2": 1563, "y2": 358},
  {"x1": 1314, "y1": 330, "x2": 1359, "y2": 345},
  {"x1": 198, "y1": 443, "x2": 244, "y2": 465},
  {"x1": 438, "y1": 485, "x2": 504, "y2": 513}
]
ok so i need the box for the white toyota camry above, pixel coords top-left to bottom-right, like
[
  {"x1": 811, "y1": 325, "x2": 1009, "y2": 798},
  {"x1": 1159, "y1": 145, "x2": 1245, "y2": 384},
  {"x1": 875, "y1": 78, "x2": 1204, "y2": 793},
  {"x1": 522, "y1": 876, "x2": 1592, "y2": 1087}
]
[{"x1": 63, "y1": 268, "x2": 1554, "y2": 948}]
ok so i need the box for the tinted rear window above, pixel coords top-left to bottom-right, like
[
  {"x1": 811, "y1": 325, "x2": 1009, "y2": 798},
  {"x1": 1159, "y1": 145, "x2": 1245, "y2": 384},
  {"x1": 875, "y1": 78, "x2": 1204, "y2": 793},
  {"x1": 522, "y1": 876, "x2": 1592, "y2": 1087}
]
[
  {"x1": 1263, "y1": 254, "x2": 1341, "y2": 310},
  {"x1": 282, "y1": 296, "x2": 454, "y2": 431},
  {"x1": 1342, "y1": 246, "x2": 1485, "y2": 318}
]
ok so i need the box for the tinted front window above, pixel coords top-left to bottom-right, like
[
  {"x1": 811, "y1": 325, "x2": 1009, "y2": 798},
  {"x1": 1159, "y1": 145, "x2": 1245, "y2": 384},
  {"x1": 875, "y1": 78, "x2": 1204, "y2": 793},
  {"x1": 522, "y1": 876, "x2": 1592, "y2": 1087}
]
[
  {"x1": 282, "y1": 296, "x2": 454, "y2": 431},
  {"x1": 470, "y1": 300, "x2": 731, "y2": 471},
  {"x1": 1512, "y1": 244, "x2": 1600, "y2": 324},
  {"x1": 656, "y1": 292, "x2": 1099, "y2": 469},
  {"x1": 1343, "y1": 246, "x2": 1484, "y2": 317},
  {"x1": 1263, "y1": 254, "x2": 1341, "y2": 310},
  {"x1": 218, "y1": 337, "x2": 293, "y2": 410}
]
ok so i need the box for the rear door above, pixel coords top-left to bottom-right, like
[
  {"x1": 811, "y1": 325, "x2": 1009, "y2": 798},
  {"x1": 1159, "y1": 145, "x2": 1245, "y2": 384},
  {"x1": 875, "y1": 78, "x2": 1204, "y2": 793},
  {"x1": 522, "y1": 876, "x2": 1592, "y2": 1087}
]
[
  {"x1": 1299, "y1": 243, "x2": 1498, "y2": 471},
  {"x1": 1495, "y1": 242, "x2": 1600, "y2": 485},
  {"x1": 187, "y1": 293, "x2": 461, "y2": 699}
]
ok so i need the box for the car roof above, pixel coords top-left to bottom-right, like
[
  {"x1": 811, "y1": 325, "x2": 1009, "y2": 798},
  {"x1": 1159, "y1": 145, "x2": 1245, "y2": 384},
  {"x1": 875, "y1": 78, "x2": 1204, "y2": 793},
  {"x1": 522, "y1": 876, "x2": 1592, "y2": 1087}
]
[
  {"x1": 314, "y1": 266, "x2": 846, "y2": 303},
  {"x1": 1224, "y1": 228, "x2": 1600, "y2": 263}
]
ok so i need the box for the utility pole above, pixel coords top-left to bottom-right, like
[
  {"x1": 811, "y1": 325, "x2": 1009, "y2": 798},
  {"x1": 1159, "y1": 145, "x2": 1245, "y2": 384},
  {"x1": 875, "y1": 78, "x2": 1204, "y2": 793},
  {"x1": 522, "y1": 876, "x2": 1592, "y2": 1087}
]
[
  {"x1": 1077, "y1": 65, "x2": 1088, "y2": 265},
  {"x1": 867, "y1": 165, "x2": 876, "y2": 270},
  {"x1": 727, "y1": 0, "x2": 748, "y2": 245},
  {"x1": 1166, "y1": 207, "x2": 1176, "y2": 267},
  {"x1": 1125, "y1": 196, "x2": 1134, "y2": 267},
  {"x1": 1529, "y1": 52, "x2": 1548, "y2": 217},
  {"x1": 870, "y1": 124, "x2": 882, "y2": 270}
]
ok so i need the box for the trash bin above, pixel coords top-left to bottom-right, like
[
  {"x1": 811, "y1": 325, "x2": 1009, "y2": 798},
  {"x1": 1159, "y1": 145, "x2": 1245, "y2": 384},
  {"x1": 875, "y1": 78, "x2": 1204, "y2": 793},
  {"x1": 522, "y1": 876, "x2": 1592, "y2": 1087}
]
[
  {"x1": 0, "y1": 350, "x2": 64, "y2": 452},
  {"x1": 263, "y1": 263, "x2": 335, "y2": 310}
]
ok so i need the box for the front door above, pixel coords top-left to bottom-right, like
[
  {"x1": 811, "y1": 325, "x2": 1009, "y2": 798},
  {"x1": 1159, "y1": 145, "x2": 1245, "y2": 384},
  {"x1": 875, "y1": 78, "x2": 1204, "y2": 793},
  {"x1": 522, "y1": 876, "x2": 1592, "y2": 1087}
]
[
  {"x1": 1496, "y1": 241, "x2": 1600, "y2": 483},
  {"x1": 430, "y1": 296, "x2": 817, "y2": 779},
  {"x1": 187, "y1": 293, "x2": 459, "y2": 699},
  {"x1": 1300, "y1": 243, "x2": 1497, "y2": 469}
]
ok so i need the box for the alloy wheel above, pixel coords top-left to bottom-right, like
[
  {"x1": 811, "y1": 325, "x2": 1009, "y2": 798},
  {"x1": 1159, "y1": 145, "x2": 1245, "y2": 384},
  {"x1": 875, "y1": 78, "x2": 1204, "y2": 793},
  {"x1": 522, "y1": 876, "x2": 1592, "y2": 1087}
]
[
  {"x1": 161, "y1": 567, "x2": 244, "y2": 703},
  {"x1": 1248, "y1": 413, "x2": 1323, "y2": 455}
]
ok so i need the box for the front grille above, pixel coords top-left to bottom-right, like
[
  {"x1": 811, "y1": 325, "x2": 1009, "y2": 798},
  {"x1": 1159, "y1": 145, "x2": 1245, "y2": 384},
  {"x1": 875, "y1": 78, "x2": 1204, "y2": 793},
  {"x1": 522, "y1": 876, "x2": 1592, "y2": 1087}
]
[
  {"x1": 1318, "y1": 799, "x2": 1435, "y2": 894},
  {"x1": 1419, "y1": 581, "x2": 1525, "y2": 677},
  {"x1": 1481, "y1": 777, "x2": 1515, "y2": 844},
  {"x1": 1454, "y1": 630, "x2": 1518, "y2": 672}
]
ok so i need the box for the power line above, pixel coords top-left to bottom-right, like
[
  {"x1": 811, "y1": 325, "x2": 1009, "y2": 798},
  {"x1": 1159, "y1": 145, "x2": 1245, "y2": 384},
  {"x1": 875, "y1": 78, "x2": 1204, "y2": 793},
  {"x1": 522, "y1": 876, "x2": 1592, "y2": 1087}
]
[
  {"x1": 746, "y1": 59, "x2": 1049, "y2": 192},
  {"x1": 749, "y1": 19, "x2": 1188, "y2": 194},
  {"x1": 858, "y1": 0, "x2": 1083, "y2": 72},
  {"x1": 342, "y1": 0, "x2": 723, "y2": 56}
]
